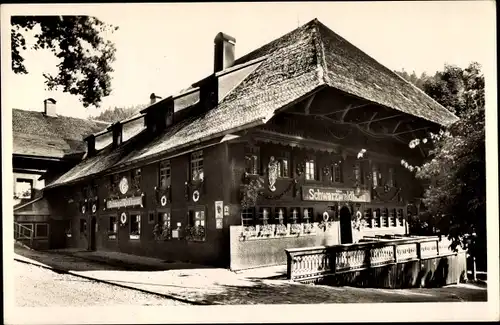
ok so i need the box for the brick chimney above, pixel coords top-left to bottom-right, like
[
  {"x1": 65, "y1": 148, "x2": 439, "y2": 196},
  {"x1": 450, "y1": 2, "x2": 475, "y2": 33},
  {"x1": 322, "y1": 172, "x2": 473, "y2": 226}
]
[
  {"x1": 150, "y1": 93, "x2": 162, "y2": 105},
  {"x1": 214, "y1": 32, "x2": 236, "y2": 73},
  {"x1": 84, "y1": 134, "x2": 96, "y2": 157},
  {"x1": 108, "y1": 122, "x2": 123, "y2": 149},
  {"x1": 43, "y1": 98, "x2": 57, "y2": 117}
]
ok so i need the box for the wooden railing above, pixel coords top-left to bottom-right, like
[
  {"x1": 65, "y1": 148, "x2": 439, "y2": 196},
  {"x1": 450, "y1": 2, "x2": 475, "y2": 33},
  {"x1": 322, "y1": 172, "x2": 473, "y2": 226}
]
[
  {"x1": 285, "y1": 235, "x2": 462, "y2": 282},
  {"x1": 14, "y1": 222, "x2": 34, "y2": 248}
]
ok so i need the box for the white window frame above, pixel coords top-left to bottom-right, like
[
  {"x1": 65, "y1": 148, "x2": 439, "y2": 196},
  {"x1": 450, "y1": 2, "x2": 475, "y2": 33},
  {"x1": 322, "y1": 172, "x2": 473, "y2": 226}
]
[{"x1": 305, "y1": 159, "x2": 316, "y2": 180}]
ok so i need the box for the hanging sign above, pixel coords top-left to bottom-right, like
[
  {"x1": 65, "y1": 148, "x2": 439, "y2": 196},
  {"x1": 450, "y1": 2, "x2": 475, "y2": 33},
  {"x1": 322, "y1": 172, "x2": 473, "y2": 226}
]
[
  {"x1": 160, "y1": 195, "x2": 167, "y2": 206},
  {"x1": 302, "y1": 186, "x2": 371, "y2": 203},
  {"x1": 119, "y1": 177, "x2": 129, "y2": 194},
  {"x1": 81, "y1": 205, "x2": 86, "y2": 214},
  {"x1": 192, "y1": 190, "x2": 200, "y2": 202},
  {"x1": 92, "y1": 203, "x2": 97, "y2": 213},
  {"x1": 322, "y1": 211, "x2": 330, "y2": 222},
  {"x1": 106, "y1": 196, "x2": 143, "y2": 209},
  {"x1": 120, "y1": 212, "x2": 127, "y2": 224},
  {"x1": 224, "y1": 206, "x2": 230, "y2": 217}
]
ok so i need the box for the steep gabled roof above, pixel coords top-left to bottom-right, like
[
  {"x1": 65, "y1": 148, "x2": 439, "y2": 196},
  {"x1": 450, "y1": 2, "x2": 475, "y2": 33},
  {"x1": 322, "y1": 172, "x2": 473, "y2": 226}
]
[
  {"x1": 46, "y1": 18, "x2": 457, "y2": 188},
  {"x1": 12, "y1": 109, "x2": 110, "y2": 159}
]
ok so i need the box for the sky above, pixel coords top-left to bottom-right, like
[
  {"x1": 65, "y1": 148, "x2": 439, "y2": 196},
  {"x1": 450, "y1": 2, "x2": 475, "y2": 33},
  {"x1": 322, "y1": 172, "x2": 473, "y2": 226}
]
[{"x1": 2, "y1": 1, "x2": 496, "y2": 119}]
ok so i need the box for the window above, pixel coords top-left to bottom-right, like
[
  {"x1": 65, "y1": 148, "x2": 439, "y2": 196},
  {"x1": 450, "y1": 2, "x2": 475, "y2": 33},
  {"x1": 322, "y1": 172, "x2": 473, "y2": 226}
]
[
  {"x1": 166, "y1": 109, "x2": 173, "y2": 126},
  {"x1": 245, "y1": 147, "x2": 260, "y2": 175},
  {"x1": 389, "y1": 209, "x2": 397, "y2": 227},
  {"x1": 159, "y1": 160, "x2": 171, "y2": 188},
  {"x1": 275, "y1": 208, "x2": 286, "y2": 224},
  {"x1": 373, "y1": 209, "x2": 381, "y2": 228},
  {"x1": 381, "y1": 208, "x2": 388, "y2": 227},
  {"x1": 108, "y1": 216, "x2": 117, "y2": 239},
  {"x1": 160, "y1": 211, "x2": 171, "y2": 228},
  {"x1": 241, "y1": 208, "x2": 255, "y2": 226},
  {"x1": 290, "y1": 208, "x2": 300, "y2": 224},
  {"x1": 303, "y1": 208, "x2": 314, "y2": 223},
  {"x1": 80, "y1": 219, "x2": 87, "y2": 235},
  {"x1": 35, "y1": 224, "x2": 49, "y2": 238},
  {"x1": 187, "y1": 207, "x2": 206, "y2": 241},
  {"x1": 397, "y1": 209, "x2": 404, "y2": 226},
  {"x1": 191, "y1": 150, "x2": 204, "y2": 181},
  {"x1": 332, "y1": 162, "x2": 343, "y2": 183},
  {"x1": 133, "y1": 168, "x2": 141, "y2": 188},
  {"x1": 305, "y1": 159, "x2": 316, "y2": 180},
  {"x1": 258, "y1": 208, "x2": 271, "y2": 225},
  {"x1": 372, "y1": 164, "x2": 379, "y2": 187},
  {"x1": 276, "y1": 152, "x2": 290, "y2": 178},
  {"x1": 364, "y1": 209, "x2": 372, "y2": 228},
  {"x1": 388, "y1": 167, "x2": 395, "y2": 187},
  {"x1": 353, "y1": 163, "x2": 364, "y2": 185},
  {"x1": 129, "y1": 213, "x2": 141, "y2": 239},
  {"x1": 111, "y1": 174, "x2": 120, "y2": 192},
  {"x1": 189, "y1": 210, "x2": 205, "y2": 227},
  {"x1": 14, "y1": 178, "x2": 33, "y2": 199}
]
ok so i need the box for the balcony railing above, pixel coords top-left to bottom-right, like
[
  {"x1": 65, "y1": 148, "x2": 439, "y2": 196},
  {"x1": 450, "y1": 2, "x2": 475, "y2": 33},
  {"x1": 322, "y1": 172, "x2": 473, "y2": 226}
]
[
  {"x1": 285, "y1": 235, "x2": 463, "y2": 283},
  {"x1": 14, "y1": 222, "x2": 34, "y2": 248}
]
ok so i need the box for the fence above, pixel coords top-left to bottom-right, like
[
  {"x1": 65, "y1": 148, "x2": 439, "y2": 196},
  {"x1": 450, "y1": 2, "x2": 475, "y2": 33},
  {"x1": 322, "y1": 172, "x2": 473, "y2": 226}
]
[{"x1": 285, "y1": 235, "x2": 467, "y2": 288}]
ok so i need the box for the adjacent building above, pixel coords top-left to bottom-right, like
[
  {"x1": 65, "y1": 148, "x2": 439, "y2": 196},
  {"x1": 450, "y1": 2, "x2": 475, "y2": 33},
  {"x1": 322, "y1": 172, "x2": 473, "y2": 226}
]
[
  {"x1": 13, "y1": 99, "x2": 109, "y2": 249},
  {"x1": 14, "y1": 19, "x2": 458, "y2": 269}
]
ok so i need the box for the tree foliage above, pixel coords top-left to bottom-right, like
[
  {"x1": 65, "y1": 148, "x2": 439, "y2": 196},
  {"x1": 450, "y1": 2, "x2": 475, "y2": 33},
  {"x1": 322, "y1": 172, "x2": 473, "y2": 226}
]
[
  {"x1": 90, "y1": 104, "x2": 147, "y2": 122},
  {"x1": 11, "y1": 16, "x2": 118, "y2": 108},
  {"x1": 402, "y1": 63, "x2": 486, "y2": 264}
]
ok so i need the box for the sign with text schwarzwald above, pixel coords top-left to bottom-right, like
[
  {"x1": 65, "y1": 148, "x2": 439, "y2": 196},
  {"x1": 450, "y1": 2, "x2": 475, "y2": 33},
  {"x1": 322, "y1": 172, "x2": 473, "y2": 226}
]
[
  {"x1": 302, "y1": 186, "x2": 371, "y2": 203},
  {"x1": 106, "y1": 196, "x2": 143, "y2": 209}
]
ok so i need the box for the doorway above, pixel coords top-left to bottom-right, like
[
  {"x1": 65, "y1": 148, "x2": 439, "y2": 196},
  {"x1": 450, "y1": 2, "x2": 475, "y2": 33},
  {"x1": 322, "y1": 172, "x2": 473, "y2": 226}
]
[
  {"x1": 339, "y1": 206, "x2": 353, "y2": 244},
  {"x1": 89, "y1": 216, "x2": 97, "y2": 251}
]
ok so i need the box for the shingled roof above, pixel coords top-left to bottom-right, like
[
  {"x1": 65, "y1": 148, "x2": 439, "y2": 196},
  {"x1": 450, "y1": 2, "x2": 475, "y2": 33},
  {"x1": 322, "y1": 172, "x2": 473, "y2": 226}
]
[
  {"x1": 12, "y1": 109, "x2": 109, "y2": 159},
  {"x1": 46, "y1": 18, "x2": 457, "y2": 188}
]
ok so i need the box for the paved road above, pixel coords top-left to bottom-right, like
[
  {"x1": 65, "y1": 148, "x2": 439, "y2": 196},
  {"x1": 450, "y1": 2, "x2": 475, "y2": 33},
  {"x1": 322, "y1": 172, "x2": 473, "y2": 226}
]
[{"x1": 14, "y1": 260, "x2": 189, "y2": 307}]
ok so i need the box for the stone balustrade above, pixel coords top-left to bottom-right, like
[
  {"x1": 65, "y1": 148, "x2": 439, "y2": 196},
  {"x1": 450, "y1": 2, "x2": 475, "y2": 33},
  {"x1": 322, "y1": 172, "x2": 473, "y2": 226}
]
[{"x1": 285, "y1": 236, "x2": 462, "y2": 282}]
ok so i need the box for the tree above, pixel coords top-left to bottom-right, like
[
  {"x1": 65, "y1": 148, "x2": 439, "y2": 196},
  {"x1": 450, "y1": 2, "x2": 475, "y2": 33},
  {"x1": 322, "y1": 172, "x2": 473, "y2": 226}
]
[
  {"x1": 402, "y1": 62, "x2": 486, "y2": 268},
  {"x1": 395, "y1": 69, "x2": 429, "y2": 90},
  {"x1": 90, "y1": 104, "x2": 147, "y2": 122},
  {"x1": 11, "y1": 16, "x2": 118, "y2": 108}
]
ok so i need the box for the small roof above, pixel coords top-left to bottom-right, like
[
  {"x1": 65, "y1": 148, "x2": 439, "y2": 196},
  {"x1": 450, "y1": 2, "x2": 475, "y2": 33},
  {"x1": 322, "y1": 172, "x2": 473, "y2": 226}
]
[
  {"x1": 12, "y1": 109, "x2": 110, "y2": 159},
  {"x1": 46, "y1": 19, "x2": 458, "y2": 188}
]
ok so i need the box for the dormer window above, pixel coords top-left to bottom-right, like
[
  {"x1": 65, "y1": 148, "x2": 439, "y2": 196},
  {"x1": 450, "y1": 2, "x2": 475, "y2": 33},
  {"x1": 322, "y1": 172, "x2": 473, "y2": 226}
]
[{"x1": 166, "y1": 108, "x2": 173, "y2": 127}]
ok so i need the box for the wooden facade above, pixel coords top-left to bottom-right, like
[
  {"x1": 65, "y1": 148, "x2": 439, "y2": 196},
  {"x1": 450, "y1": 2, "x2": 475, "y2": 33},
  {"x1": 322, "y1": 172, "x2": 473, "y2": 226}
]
[
  {"x1": 34, "y1": 20, "x2": 458, "y2": 270},
  {"x1": 46, "y1": 87, "x2": 429, "y2": 269}
]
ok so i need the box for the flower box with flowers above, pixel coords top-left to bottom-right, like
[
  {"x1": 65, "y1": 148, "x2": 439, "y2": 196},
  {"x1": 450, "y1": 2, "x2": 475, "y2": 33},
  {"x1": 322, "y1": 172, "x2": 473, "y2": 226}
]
[
  {"x1": 259, "y1": 224, "x2": 274, "y2": 237},
  {"x1": 129, "y1": 231, "x2": 140, "y2": 240},
  {"x1": 303, "y1": 223, "x2": 315, "y2": 234},
  {"x1": 318, "y1": 221, "x2": 333, "y2": 232},
  {"x1": 275, "y1": 224, "x2": 288, "y2": 236},
  {"x1": 290, "y1": 223, "x2": 302, "y2": 235},
  {"x1": 185, "y1": 225, "x2": 205, "y2": 241},
  {"x1": 240, "y1": 226, "x2": 257, "y2": 240}
]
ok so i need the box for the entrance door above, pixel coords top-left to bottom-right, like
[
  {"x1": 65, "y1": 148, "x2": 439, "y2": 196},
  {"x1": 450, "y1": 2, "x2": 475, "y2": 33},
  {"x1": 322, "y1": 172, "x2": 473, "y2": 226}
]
[
  {"x1": 339, "y1": 206, "x2": 353, "y2": 244},
  {"x1": 89, "y1": 216, "x2": 97, "y2": 251}
]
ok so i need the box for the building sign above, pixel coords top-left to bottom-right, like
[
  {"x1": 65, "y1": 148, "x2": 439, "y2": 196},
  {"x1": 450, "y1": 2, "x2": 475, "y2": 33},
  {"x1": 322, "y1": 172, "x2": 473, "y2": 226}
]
[
  {"x1": 119, "y1": 177, "x2": 129, "y2": 194},
  {"x1": 106, "y1": 196, "x2": 143, "y2": 209},
  {"x1": 302, "y1": 186, "x2": 371, "y2": 203},
  {"x1": 215, "y1": 201, "x2": 224, "y2": 229}
]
